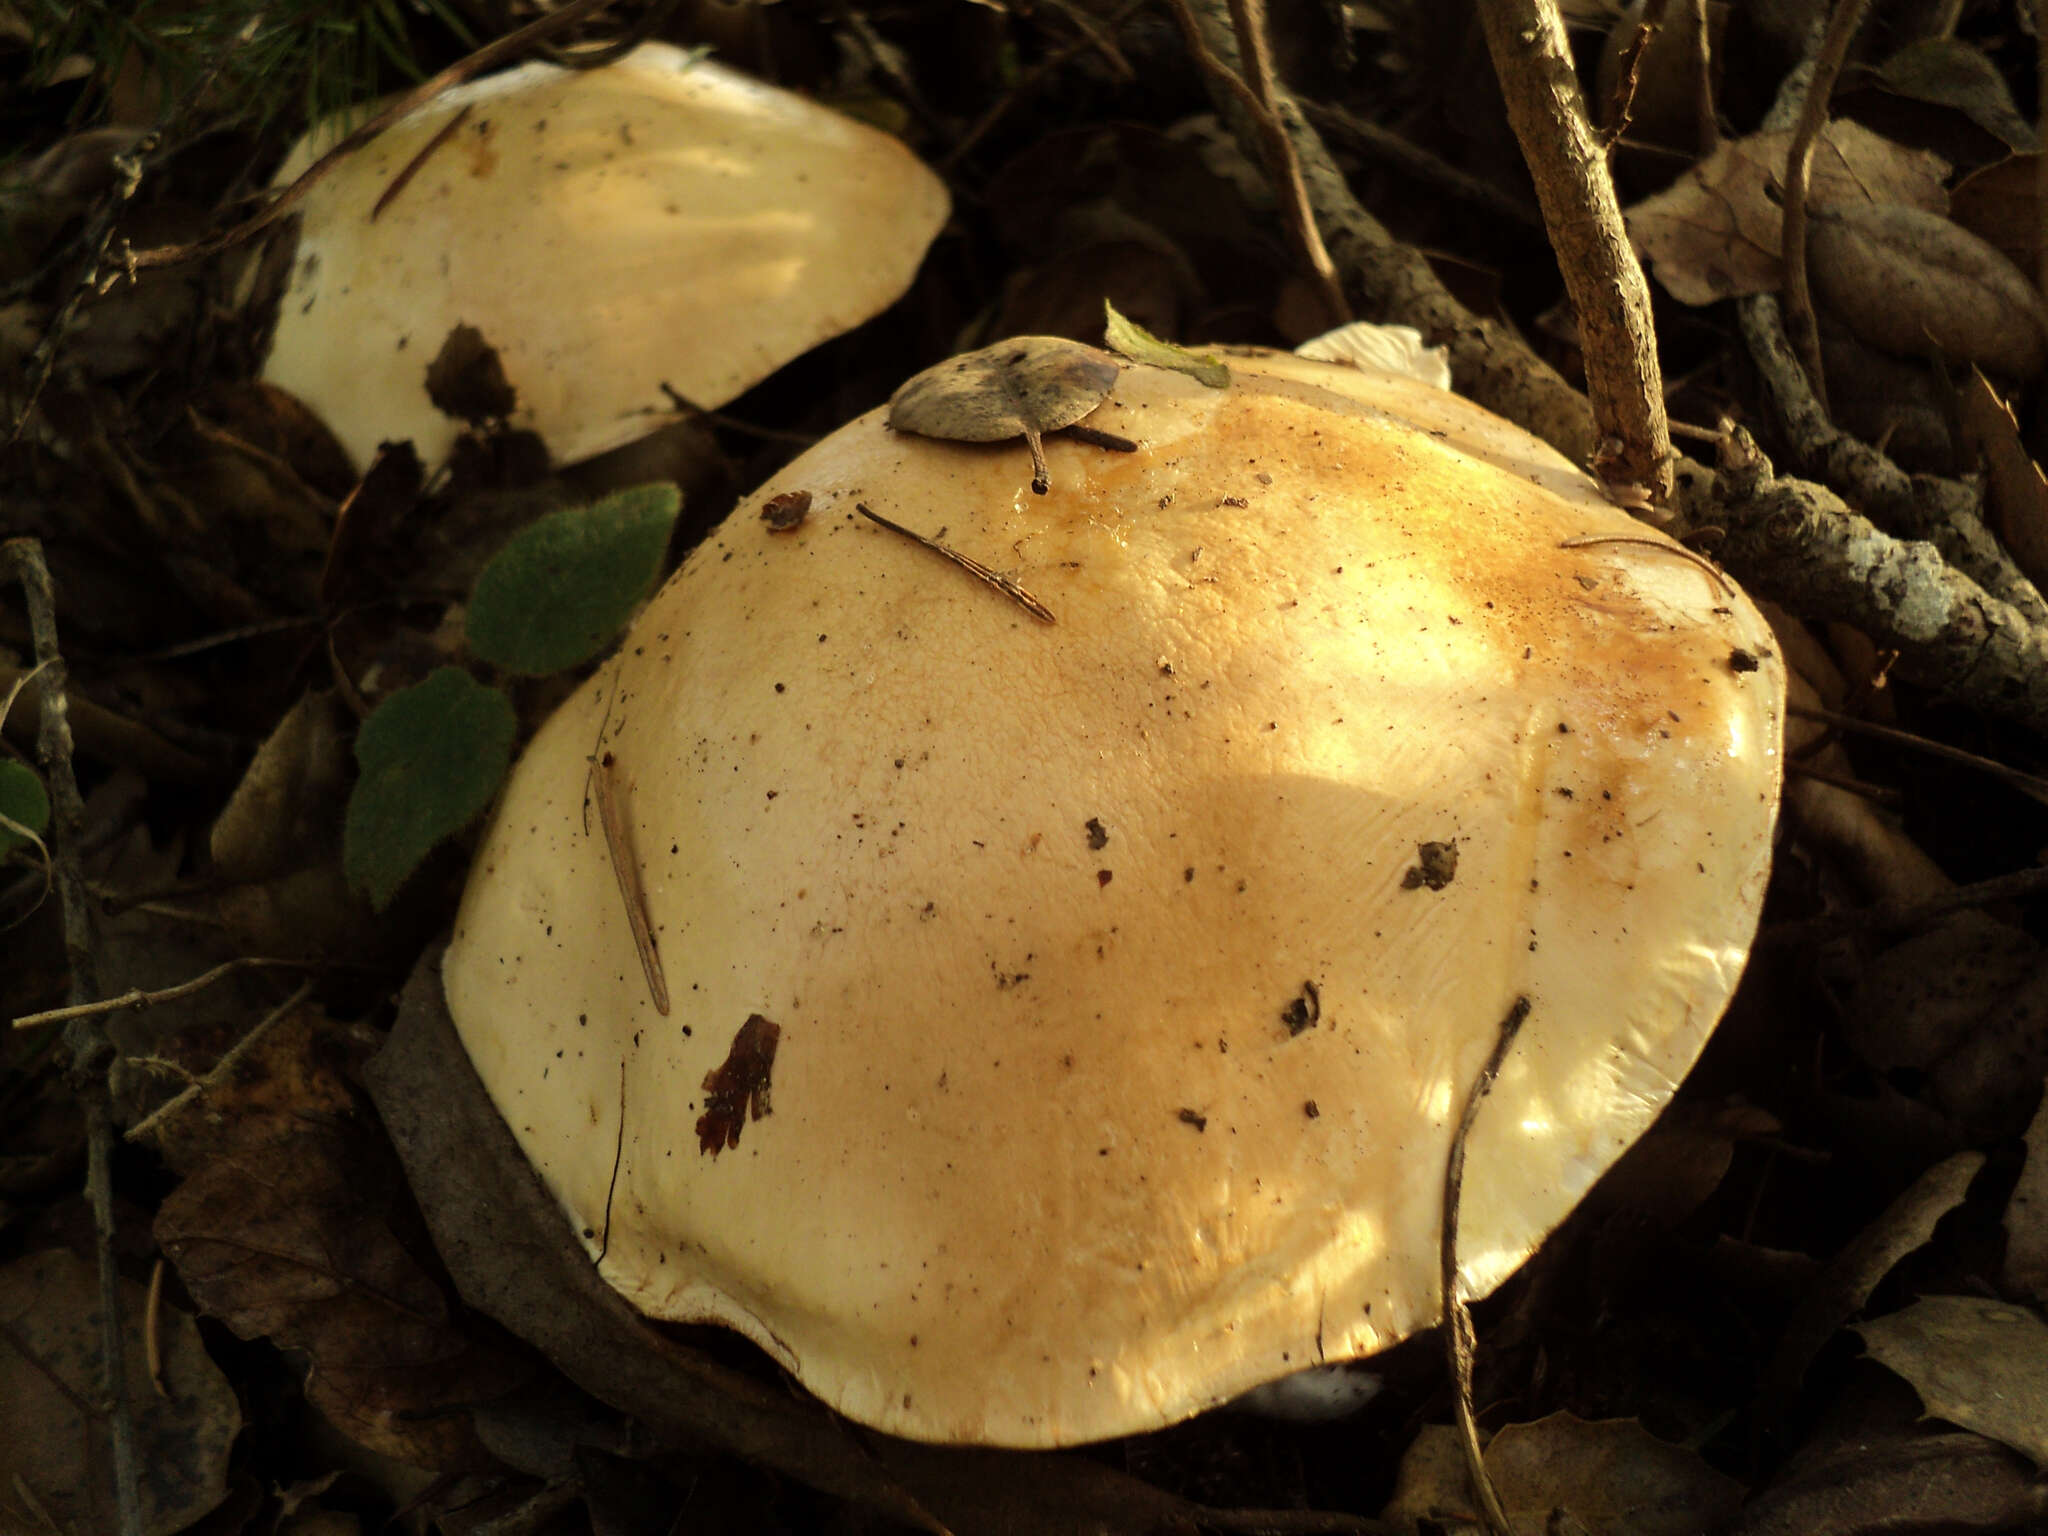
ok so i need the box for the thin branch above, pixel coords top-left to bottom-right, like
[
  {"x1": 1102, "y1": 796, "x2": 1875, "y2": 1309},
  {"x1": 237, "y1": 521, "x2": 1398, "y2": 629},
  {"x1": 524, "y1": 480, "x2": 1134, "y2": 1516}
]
[
  {"x1": 1474, "y1": 0, "x2": 1672, "y2": 501},
  {"x1": 1, "y1": 539, "x2": 140, "y2": 1536},
  {"x1": 1299, "y1": 102, "x2": 1544, "y2": 230},
  {"x1": 1441, "y1": 996, "x2": 1530, "y2": 1536},
  {"x1": 1788, "y1": 702, "x2": 2048, "y2": 803},
  {"x1": 123, "y1": 981, "x2": 313, "y2": 1144},
  {"x1": 13, "y1": 955, "x2": 315, "y2": 1031},
  {"x1": 1162, "y1": 0, "x2": 1350, "y2": 328},
  {"x1": 1779, "y1": 0, "x2": 1873, "y2": 414}
]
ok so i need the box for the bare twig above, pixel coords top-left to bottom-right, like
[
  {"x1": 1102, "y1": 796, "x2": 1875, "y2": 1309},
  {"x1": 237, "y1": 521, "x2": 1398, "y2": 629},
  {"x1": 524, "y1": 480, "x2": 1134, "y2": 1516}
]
[
  {"x1": 1299, "y1": 102, "x2": 1543, "y2": 229},
  {"x1": 856, "y1": 503, "x2": 1057, "y2": 623},
  {"x1": 1162, "y1": 0, "x2": 1350, "y2": 328},
  {"x1": 120, "y1": 0, "x2": 623, "y2": 273},
  {"x1": 1779, "y1": 0, "x2": 1873, "y2": 414},
  {"x1": 1475, "y1": 0, "x2": 1672, "y2": 502},
  {"x1": 370, "y1": 104, "x2": 471, "y2": 221},
  {"x1": 13, "y1": 955, "x2": 314, "y2": 1031},
  {"x1": 123, "y1": 981, "x2": 313, "y2": 1143},
  {"x1": 1, "y1": 539, "x2": 141, "y2": 1536},
  {"x1": 657, "y1": 382, "x2": 820, "y2": 447},
  {"x1": 1441, "y1": 996, "x2": 1531, "y2": 1536},
  {"x1": 1789, "y1": 702, "x2": 2048, "y2": 802}
]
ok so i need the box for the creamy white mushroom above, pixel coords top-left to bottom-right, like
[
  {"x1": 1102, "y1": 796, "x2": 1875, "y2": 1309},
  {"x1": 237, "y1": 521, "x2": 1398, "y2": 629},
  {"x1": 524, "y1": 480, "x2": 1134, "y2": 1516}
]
[
  {"x1": 442, "y1": 345, "x2": 1784, "y2": 1447},
  {"x1": 262, "y1": 44, "x2": 949, "y2": 471}
]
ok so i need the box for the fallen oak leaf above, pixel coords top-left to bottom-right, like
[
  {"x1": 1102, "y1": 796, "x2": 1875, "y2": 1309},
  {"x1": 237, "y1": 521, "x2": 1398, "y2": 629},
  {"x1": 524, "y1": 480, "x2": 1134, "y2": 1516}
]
[
  {"x1": 1856, "y1": 1295, "x2": 2048, "y2": 1467},
  {"x1": 888, "y1": 336, "x2": 1119, "y2": 494},
  {"x1": 1808, "y1": 202, "x2": 2048, "y2": 378},
  {"x1": 1626, "y1": 119, "x2": 1947, "y2": 305}
]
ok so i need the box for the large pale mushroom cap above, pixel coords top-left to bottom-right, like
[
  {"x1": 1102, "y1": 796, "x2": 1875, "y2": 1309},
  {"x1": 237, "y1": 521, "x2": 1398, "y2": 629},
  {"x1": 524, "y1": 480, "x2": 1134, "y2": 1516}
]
[
  {"x1": 442, "y1": 346, "x2": 1784, "y2": 1447},
  {"x1": 261, "y1": 45, "x2": 949, "y2": 471}
]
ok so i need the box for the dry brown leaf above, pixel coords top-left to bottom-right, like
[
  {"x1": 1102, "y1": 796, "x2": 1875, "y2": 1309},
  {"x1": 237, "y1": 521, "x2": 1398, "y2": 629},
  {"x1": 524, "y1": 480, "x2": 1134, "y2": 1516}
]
[
  {"x1": 1856, "y1": 1295, "x2": 2048, "y2": 1466},
  {"x1": 1950, "y1": 153, "x2": 2044, "y2": 283},
  {"x1": 1764, "y1": 1150, "x2": 1986, "y2": 1406},
  {"x1": 0, "y1": 1249, "x2": 240, "y2": 1536},
  {"x1": 210, "y1": 690, "x2": 352, "y2": 881},
  {"x1": 149, "y1": 1007, "x2": 527, "y2": 1470},
  {"x1": 1730, "y1": 1428, "x2": 2048, "y2": 1535},
  {"x1": 1381, "y1": 1416, "x2": 1745, "y2": 1535},
  {"x1": 1590, "y1": 1098, "x2": 1781, "y2": 1227},
  {"x1": 887, "y1": 336, "x2": 1120, "y2": 493},
  {"x1": 1847, "y1": 39, "x2": 2039, "y2": 158},
  {"x1": 1626, "y1": 120, "x2": 1948, "y2": 305},
  {"x1": 1808, "y1": 202, "x2": 2048, "y2": 377},
  {"x1": 1958, "y1": 368, "x2": 2048, "y2": 590},
  {"x1": 2009, "y1": 1091, "x2": 2048, "y2": 1297}
]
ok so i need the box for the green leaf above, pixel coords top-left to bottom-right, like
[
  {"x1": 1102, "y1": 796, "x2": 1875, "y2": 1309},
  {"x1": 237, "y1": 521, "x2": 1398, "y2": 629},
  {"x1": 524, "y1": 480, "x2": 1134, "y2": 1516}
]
[
  {"x1": 0, "y1": 759, "x2": 50, "y2": 857},
  {"x1": 1103, "y1": 301, "x2": 1230, "y2": 388},
  {"x1": 344, "y1": 669, "x2": 515, "y2": 910},
  {"x1": 467, "y1": 484, "x2": 683, "y2": 676}
]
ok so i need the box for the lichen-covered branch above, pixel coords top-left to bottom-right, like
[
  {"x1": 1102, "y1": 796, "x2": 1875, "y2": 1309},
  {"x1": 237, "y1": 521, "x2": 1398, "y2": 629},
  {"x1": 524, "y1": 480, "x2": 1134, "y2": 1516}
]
[
  {"x1": 1741, "y1": 296, "x2": 2048, "y2": 629},
  {"x1": 1674, "y1": 436, "x2": 2048, "y2": 730},
  {"x1": 1474, "y1": 0, "x2": 1672, "y2": 500}
]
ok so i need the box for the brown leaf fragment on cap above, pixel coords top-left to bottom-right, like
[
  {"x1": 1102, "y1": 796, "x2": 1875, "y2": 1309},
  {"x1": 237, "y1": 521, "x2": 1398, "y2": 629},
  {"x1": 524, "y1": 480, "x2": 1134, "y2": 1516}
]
[
  {"x1": 425, "y1": 323, "x2": 519, "y2": 424},
  {"x1": 697, "y1": 1013, "x2": 781, "y2": 1156},
  {"x1": 1402, "y1": 840, "x2": 1459, "y2": 891},
  {"x1": 1177, "y1": 1108, "x2": 1208, "y2": 1131},
  {"x1": 887, "y1": 337, "x2": 1120, "y2": 495},
  {"x1": 761, "y1": 490, "x2": 813, "y2": 532},
  {"x1": 1085, "y1": 817, "x2": 1109, "y2": 850},
  {"x1": 1729, "y1": 648, "x2": 1761, "y2": 673}
]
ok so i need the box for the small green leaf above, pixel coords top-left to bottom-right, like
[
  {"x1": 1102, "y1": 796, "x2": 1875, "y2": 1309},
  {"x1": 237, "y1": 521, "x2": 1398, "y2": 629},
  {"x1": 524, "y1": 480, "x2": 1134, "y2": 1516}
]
[
  {"x1": 1103, "y1": 301, "x2": 1230, "y2": 388},
  {"x1": 467, "y1": 483, "x2": 683, "y2": 676},
  {"x1": 343, "y1": 669, "x2": 514, "y2": 910},
  {"x1": 0, "y1": 759, "x2": 50, "y2": 857}
]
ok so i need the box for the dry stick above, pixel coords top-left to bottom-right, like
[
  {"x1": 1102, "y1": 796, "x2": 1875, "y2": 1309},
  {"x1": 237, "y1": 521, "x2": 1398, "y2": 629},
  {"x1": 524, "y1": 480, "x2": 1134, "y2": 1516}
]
[
  {"x1": 1788, "y1": 702, "x2": 2048, "y2": 802},
  {"x1": 1441, "y1": 996, "x2": 1532, "y2": 1536},
  {"x1": 856, "y1": 503, "x2": 1057, "y2": 623},
  {"x1": 1475, "y1": 0, "x2": 1672, "y2": 502},
  {"x1": 1, "y1": 539, "x2": 140, "y2": 1536},
  {"x1": 1162, "y1": 0, "x2": 1350, "y2": 328},
  {"x1": 13, "y1": 955, "x2": 314, "y2": 1031},
  {"x1": 120, "y1": 0, "x2": 622, "y2": 274},
  {"x1": 123, "y1": 981, "x2": 314, "y2": 1143},
  {"x1": 1299, "y1": 101, "x2": 1544, "y2": 230},
  {"x1": 369, "y1": 103, "x2": 471, "y2": 221},
  {"x1": 1778, "y1": 0, "x2": 1872, "y2": 416}
]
